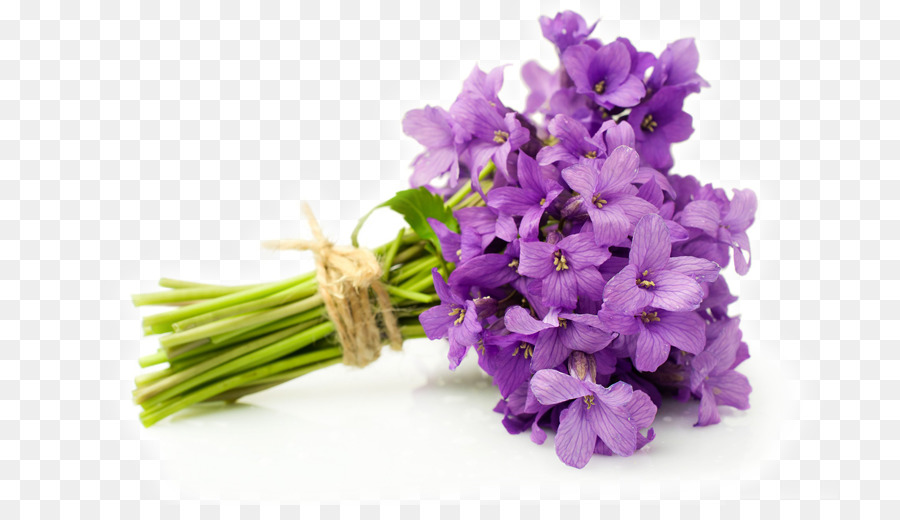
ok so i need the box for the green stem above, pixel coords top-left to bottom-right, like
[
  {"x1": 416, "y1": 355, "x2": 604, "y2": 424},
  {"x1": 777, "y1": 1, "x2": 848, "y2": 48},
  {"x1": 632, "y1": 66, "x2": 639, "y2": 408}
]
[
  {"x1": 135, "y1": 321, "x2": 319, "y2": 407},
  {"x1": 142, "y1": 273, "x2": 314, "y2": 330},
  {"x1": 384, "y1": 285, "x2": 435, "y2": 304},
  {"x1": 381, "y1": 228, "x2": 406, "y2": 281},
  {"x1": 140, "y1": 344, "x2": 342, "y2": 427},
  {"x1": 159, "y1": 293, "x2": 324, "y2": 350},
  {"x1": 171, "y1": 280, "x2": 318, "y2": 332},
  {"x1": 133, "y1": 286, "x2": 251, "y2": 306},
  {"x1": 208, "y1": 308, "x2": 325, "y2": 347}
]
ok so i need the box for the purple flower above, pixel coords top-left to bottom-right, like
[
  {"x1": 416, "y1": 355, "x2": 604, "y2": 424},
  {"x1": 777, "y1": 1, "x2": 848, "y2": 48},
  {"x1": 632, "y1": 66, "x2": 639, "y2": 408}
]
[
  {"x1": 561, "y1": 42, "x2": 646, "y2": 109},
  {"x1": 461, "y1": 65, "x2": 507, "y2": 109},
  {"x1": 448, "y1": 241, "x2": 521, "y2": 290},
  {"x1": 593, "y1": 389, "x2": 657, "y2": 456},
  {"x1": 646, "y1": 38, "x2": 710, "y2": 95},
  {"x1": 530, "y1": 355, "x2": 656, "y2": 467},
  {"x1": 402, "y1": 106, "x2": 461, "y2": 187},
  {"x1": 479, "y1": 327, "x2": 535, "y2": 399},
  {"x1": 419, "y1": 269, "x2": 483, "y2": 369},
  {"x1": 451, "y1": 94, "x2": 530, "y2": 180},
  {"x1": 689, "y1": 318, "x2": 752, "y2": 426},
  {"x1": 597, "y1": 307, "x2": 707, "y2": 372},
  {"x1": 456, "y1": 206, "x2": 517, "y2": 253},
  {"x1": 539, "y1": 11, "x2": 598, "y2": 54},
  {"x1": 518, "y1": 231, "x2": 610, "y2": 309},
  {"x1": 521, "y1": 61, "x2": 560, "y2": 115},
  {"x1": 561, "y1": 145, "x2": 658, "y2": 246},
  {"x1": 629, "y1": 87, "x2": 694, "y2": 171},
  {"x1": 536, "y1": 114, "x2": 606, "y2": 167},
  {"x1": 487, "y1": 153, "x2": 563, "y2": 239},
  {"x1": 603, "y1": 214, "x2": 720, "y2": 314},
  {"x1": 678, "y1": 189, "x2": 757, "y2": 275},
  {"x1": 504, "y1": 306, "x2": 616, "y2": 370},
  {"x1": 615, "y1": 37, "x2": 656, "y2": 78}
]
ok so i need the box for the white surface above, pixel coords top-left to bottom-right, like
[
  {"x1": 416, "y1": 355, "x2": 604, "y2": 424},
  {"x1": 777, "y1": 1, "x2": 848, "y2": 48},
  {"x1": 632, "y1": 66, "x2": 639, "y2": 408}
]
[{"x1": 147, "y1": 338, "x2": 787, "y2": 501}]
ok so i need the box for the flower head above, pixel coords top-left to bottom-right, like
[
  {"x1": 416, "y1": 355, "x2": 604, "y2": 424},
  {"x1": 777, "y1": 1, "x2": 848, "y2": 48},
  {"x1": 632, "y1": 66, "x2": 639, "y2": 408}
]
[
  {"x1": 530, "y1": 364, "x2": 656, "y2": 468},
  {"x1": 629, "y1": 87, "x2": 694, "y2": 171},
  {"x1": 603, "y1": 213, "x2": 719, "y2": 314},
  {"x1": 561, "y1": 145, "x2": 658, "y2": 246},
  {"x1": 539, "y1": 11, "x2": 598, "y2": 54},
  {"x1": 518, "y1": 231, "x2": 610, "y2": 309},
  {"x1": 561, "y1": 42, "x2": 646, "y2": 109}
]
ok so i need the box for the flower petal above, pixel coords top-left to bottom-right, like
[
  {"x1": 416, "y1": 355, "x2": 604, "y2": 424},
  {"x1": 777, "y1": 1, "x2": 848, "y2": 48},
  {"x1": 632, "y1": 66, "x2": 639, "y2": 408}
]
[
  {"x1": 533, "y1": 328, "x2": 570, "y2": 370},
  {"x1": 652, "y1": 309, "x2": 706, "y2": 355},
  {"x1": 597, "y1": 145, "x2": 641, "y2": 192},
  {"x1": 543, "y1": 268, "x2": 578, "y2": 309},
  {"x1": 585, "y1": 397, "x2": 638, "y2": 457},
  {"x1": 504, "y1": 305, "x2": 556, "y2": 335},
  {"x1": 555, "y1": 402, "x2": 597, "y2": 468},
  {"x1": 649, "y1": 270, "x2": 705, "y2": 312},
  {"x1": 665, "y1": 256, "x2": 720, "y2": 283},
  {"x1": 530, "y1": 368, "x2": 591, "y2": 405},
  {"x1": 603, "y1": 264, "x2": 653, "y2": 313},
  {"x1": 449, "y1": 253, "x2": 519, "y2": 289},
  {"x1": 633, "y1": 327, "x2": 670, "y2": 372},
  {"x1": 518, "y1": 241, "x2": 557, "y2": 278},
  {"x1": 630, "y1": 213, "x2": 671, "y2": 272}
]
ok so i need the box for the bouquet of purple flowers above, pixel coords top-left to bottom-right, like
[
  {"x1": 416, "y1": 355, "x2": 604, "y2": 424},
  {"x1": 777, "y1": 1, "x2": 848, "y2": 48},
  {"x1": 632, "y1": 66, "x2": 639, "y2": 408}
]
[{"x1": 132, "y1": 10, "x2": 756, "y2": 469}]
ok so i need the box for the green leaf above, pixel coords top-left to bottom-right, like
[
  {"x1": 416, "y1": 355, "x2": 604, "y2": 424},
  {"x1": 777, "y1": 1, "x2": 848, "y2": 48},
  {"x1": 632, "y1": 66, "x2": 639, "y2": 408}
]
[{"x1": 351, "y1": 187, "x2": 458, "y2": 251}]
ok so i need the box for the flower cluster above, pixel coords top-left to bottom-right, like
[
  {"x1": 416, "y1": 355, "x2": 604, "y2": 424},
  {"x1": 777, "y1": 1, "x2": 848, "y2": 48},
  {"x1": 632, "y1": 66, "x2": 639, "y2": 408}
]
[{"x1": 409, "y1": 10, "x2": 756, "y2": 468}]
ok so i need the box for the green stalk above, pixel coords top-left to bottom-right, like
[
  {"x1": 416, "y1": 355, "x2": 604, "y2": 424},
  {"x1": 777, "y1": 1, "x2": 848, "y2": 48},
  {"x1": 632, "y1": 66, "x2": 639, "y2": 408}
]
[
  {"x1": 142, "y1": 273, "x2": 314, "y2": 330},
  {"x1": 209, "y1": 308, "x2": 325, "y2": 347},
  {"x1": 171, "y1": 279, "x2": 318, "y2": 332},
  {"x1": 159, "y1": 294, "x2": 324, "y2": 350},
  {"x1": 140, "y1": 344, "x2": 342, "y2": 427},
  {"x1": 133, "y1": 286, "x2": 251, "y2": 306},
  {"x1": 135, "y1": 321, "x2": 318, "y2": 407},
  {"x1": 384, "y1": 285, "x2": 436, "y2": 304},
  {"x1": 381, "y1": 228, "x2": 406, "y2": 281}
]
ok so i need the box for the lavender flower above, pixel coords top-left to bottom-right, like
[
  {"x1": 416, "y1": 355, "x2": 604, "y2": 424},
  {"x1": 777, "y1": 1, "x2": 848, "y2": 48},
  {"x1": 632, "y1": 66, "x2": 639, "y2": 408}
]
[
  {"x1": 487, "y1": 153, "x2": 563, "y2": 239},
  {"x1": 646, "y1": 38, "x2": 710, "y2": 95},
  {"x1": 530, "y1": 353, "x2": 656, "y2": 468},
  {"x1": 561, "y1": 41, "x2": 646, "y2": 109},
  {"x1": 597, "y1": 306, "x2": 706, "y2": 372},
  {"x1": 402, "y1": 106, "x2": 461, "y2": 187},
  {"x1": 419, "y1": 269, "x2": 483, "y2": 369},
  {"x1": 521, "y1": 61, "x2": 560, "y2": 115},
  {"x1": 561, "y1": 145, "x2": 658, "y2": 246},
  {"x1": 504, "y1": 306, "x2": 616, "y2": 370},
  {"x1": 536, "y1": 114, "x2": 606, "y2": 167},
  {"x1": 629, "y1": 87, "x2": 694, "y2": 171},
  {"x1": 690, "y1": 317, "x2": 752, "y2": 426},
  {"x1": 678, "y1": 188, "x2": 757, "y2": 275},
  {"x1": 603, "y1": 214, "x2": 719, "y2": 314},
  {"x1": 539, "y1": 10, "x2": 598, "y2": 54},
  {"x1": 451, "y1": 94, "x2": 530, "y2": 179},
  {"x1": 518, "y1": 231, "x2": 610, "y2": 309}
]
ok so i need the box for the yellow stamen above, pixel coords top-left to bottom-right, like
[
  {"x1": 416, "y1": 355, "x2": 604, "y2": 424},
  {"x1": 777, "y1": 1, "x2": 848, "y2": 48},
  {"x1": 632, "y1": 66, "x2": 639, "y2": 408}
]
[
  {"x1": 553, "y1": 251, "x2": 569, "y2": 271},
  {"x1": 592, "y1": 193, "x2": 607, "y2": 209},
  {"x1": 493, "y1": 130, "x2": 509, "y2": 144},
  {"x1": 641, "y1": 114, "x2": 658, "y2": 133},
  {"x1": 508, "y1": 259, "x2": 519, "y2": 269},
  {"x1": 448, "y1": 307, "x2": 466, "y2": 325},
  {"x1": 593, "y1": 81, "x2": 605, "y2": 95},
  {"x1": 583, "y1": 395, "x2": 595, "y2": 409},
  {"x1": 512, "y1": 342, "x2": 533, "y2": 359},
  {"x1": 584, "y1": 150, "x2": 597, "y2": 159},
  {"x1": 640, "y1": 311, "x2": 661, "y2": 324}
]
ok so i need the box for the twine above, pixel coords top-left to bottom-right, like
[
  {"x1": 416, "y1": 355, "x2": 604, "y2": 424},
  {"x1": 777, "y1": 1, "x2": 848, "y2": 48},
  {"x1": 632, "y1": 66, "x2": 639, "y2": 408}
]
[{"x1": 264, "y1": 203, "x2": 403, "y2": 368}]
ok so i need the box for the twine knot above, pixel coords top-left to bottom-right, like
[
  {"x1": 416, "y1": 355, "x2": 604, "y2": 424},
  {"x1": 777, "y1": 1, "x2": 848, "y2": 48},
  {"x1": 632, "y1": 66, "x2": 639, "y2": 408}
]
[{"x1": 264, "y1": 204, "x2": 403, "y2": 368}]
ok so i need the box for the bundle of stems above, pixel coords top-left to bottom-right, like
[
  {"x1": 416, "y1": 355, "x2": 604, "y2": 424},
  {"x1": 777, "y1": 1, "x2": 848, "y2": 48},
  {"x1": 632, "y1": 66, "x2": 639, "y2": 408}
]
[{"x1": 132, "y1": 167, "x2": 493, "y2": 427}]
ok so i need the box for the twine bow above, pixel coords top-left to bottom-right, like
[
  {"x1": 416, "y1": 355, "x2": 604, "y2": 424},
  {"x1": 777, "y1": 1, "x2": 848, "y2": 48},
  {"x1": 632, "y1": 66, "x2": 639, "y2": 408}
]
[{"x1": 264, "y1": 204, "x2": 403, "y2": 368}]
